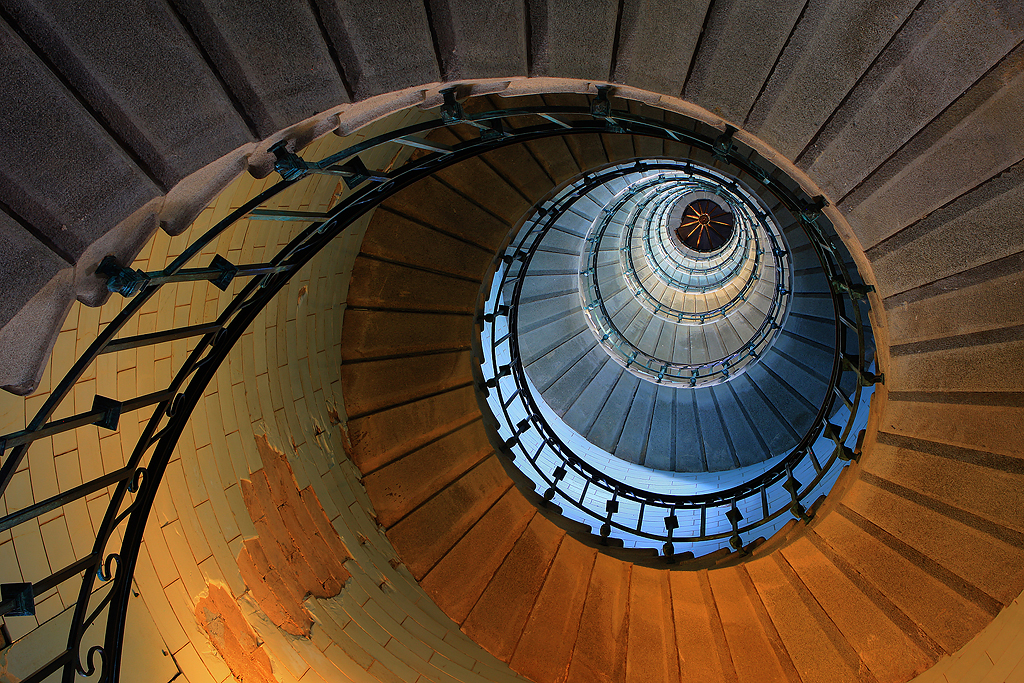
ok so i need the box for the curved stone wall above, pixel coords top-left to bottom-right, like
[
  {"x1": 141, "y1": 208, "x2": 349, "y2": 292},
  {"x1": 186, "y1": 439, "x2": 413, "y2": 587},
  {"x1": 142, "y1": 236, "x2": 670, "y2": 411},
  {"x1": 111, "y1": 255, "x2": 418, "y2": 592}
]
[
  {"x1": 334, "y1": 99, "x2": 1024, "y2": 683},
  {"x1": 0, "y1": 107, "x2": 536, "y2": 683}
]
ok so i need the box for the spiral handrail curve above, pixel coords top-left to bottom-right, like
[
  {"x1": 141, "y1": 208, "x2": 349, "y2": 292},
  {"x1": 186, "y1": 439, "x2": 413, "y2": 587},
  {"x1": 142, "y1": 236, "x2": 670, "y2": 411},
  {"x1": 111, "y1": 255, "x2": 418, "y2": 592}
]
[{"x1": 0, "y1": 92, "x2": 879, "y2": 682}]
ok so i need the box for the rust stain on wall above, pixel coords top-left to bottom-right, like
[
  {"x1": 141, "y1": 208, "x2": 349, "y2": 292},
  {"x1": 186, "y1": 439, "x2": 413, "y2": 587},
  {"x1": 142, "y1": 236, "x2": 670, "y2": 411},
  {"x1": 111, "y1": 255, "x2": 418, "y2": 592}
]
[
  {"x1": 236, "y1": 435, "x2": 352, "y2": 637},
  {"x1": 196, "y1": 584, "x2": 277, "y2": 683}
]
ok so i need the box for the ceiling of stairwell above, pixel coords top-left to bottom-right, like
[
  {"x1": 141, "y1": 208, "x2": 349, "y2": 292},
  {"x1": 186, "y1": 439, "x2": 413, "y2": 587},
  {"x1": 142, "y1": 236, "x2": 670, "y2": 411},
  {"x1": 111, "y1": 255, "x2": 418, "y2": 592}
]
[{"x1": 678, "y1": 198, "x2": 734, "y2": 251}]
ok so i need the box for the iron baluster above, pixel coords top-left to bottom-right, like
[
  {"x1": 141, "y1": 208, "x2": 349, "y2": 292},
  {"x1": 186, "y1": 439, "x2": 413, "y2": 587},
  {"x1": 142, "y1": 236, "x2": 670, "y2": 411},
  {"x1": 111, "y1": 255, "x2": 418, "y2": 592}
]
[{"x1": 0, "y1": 99, "x2": 883, "y2": 682}]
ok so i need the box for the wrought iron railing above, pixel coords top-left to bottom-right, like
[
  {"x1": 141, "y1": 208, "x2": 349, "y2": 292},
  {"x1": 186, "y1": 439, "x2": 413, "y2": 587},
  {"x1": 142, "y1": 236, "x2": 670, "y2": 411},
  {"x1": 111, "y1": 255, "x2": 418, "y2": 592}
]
[
  {"x1": 473, "y1": 99, "x2": 881, "y2": 557},
  {"x1": 615, "y1": 181, "x2": 756, "y2": 305},
  {"x1": 0, "y1": 87, "x2": 880, "y2": 682},
  {"x1": 575, "y1": 168, "x2": 787, "y2": 386},
  {"x1": 591, "y1": 171, "x2": 774, "y2": 328}
]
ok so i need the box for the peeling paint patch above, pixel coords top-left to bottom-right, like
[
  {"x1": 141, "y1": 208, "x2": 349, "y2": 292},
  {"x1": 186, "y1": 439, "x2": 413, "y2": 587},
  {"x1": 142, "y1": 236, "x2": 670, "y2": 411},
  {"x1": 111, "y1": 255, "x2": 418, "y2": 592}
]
[
  {"x1": 195, "y1": 584, "x2": 276, "y2": 683},
  {"x1": 236, "y1": 435, "x2": 352, "y2": 637}
]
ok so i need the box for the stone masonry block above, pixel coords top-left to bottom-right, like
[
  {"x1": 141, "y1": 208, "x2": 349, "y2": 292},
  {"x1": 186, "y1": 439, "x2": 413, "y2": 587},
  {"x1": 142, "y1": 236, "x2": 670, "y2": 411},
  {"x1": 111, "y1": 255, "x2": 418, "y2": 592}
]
[
  {"x1": 314, "y1": 0, "x2": 440, "y2": 100},
  {"x1": 4, "y1": 0, "x2": 254, "y2": 189},
  {"x1": 0, "y1": 19, "x2": 160, "y2": 262}
]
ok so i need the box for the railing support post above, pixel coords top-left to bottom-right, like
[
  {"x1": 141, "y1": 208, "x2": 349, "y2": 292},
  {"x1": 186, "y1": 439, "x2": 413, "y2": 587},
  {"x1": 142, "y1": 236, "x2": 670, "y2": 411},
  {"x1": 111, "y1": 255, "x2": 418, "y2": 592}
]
[{"x1": 726, "y1": 500, "x2": 748, "y2": 554}]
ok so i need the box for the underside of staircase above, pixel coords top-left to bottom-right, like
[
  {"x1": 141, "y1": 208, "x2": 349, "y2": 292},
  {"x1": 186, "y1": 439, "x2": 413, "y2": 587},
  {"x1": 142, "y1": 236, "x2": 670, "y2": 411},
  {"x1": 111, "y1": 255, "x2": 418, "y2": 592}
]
[{"x1": 340, "y1": 108, "x2": 1024, "y2": 683}]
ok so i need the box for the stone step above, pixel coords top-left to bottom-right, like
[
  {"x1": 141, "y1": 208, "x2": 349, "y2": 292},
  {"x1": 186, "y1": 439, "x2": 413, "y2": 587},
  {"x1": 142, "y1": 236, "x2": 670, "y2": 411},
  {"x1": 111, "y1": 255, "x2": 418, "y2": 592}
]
[
  {"x1": 559, "y1": 351, "x2": 620, "y2": 428},
  {"x1": 711, "y1": 382, "x2": 772, "y2": 467},
  {"x1": 419, "y1": 487, "x2": 536, "y2": 624},
  {"x1": 694, "y1": 385, "x2": 741, "y2": 470},
  {"x1": 728, "y1": 372, "x2": 803, "y2": 455},
  {"x1": 0, "y1": 18, "x2": 161, "y2": 265},
  {"x1": 626, "y1": 565, "x2": 678, "y2": 683},
  {"x1": 777, "y1": 317, "x2": 836, "y2": 357},
  {"x1": 740, "y1": 360, "x2": 817, "y2": 445},
  {"x1": 586, "y1": 369, "x2": 641, "y2": 453},
  {"x1": 6, "y1": 0, "x2": 255, "y2": 188},
  {"x1": 341, "y1": 349, "x2": 473, "y2": 419},
  {"x1": 564, "y1": 553, "x2": 630, "y2": 683},
  {"x1": 347, "y1": 256, "x2": 479, "y2": 313},
  {"x1": 743, "y1": 555, "x2": 864, "y2": 683},
  {"x1": 790, "y1": 265, "x2": 832, "y2": 293},
  {"x1": 362, "y1": 419, "x2": 495, "y2": 527},
  {"x1": 170, "y1": 0, "x2": 350, "y2": 137},
  {"x1": 518, "y1": 292, "x2": 582, "y2": 334},
  {"x1": 518, "y1": 314, "x2": 590, "y2": 367},
  {"x1": 707, "y1": 566, "x2": 801, "y2": 682},
  {"x1": 534, "y1": 227, "x2": 586, "y2": 255},
  {"x1": 524, "y1": 250, "x2": 580, "y2": 276},
  {"x1": 810, "y1": 509, "x2": 993, "y2": 656},
  {"x1": 524, "y1": 328, "x2": 598, "y2": 393},
  {"x1": 546, "y1": 345, "x2": 615, "y2": 418},
  {"x1": 525, "y1": 134, "x2": 583, "y2": 185},
  {"x1": 360, "y1": 207, "x2": 494, "y2": 280},
  {"x1": 382, "y1": 175, "x2": 509, "y2": 251},
  {"x1": 612, "y1": 380, "x2": 659, "y2": 465},
  {"x1": 519, "y1": 272, "x2": 579, "y2": 304},
  {"x1": 341, "y1": 309, "x2": 473, "y2": 361},
  {"x1": 423, "y1": 130, "x2": 533, "y2": 226},
  {"x1": 508, "y1": 537, "x2": 598, "y2": 683},
  {"x1": 780, "y1": 534, "x2": 938, "y2": 680},
  {"x1": 385, "y1": 454, "x2": 513, "y2": 581},
  {"x1": 757, "y1": 348, "x2": 828, "y2": 422},
  {"x1": 478, "y1": 138, "x2": 563, "y2": 204},
  {"x1": 789, "y1": 292, "x2": 836, "y2": 319},
  {"x1": 461, "y1": 513, "x2": 566, "y2": 661},
  {"x1": 672, "y1": 388, "x2": 707, "y2": 472},
  {"x1": 669, "y1": 571, "x2": 733, "y2": 680},
  {"x1": 841, "y1": 476, "x2": 1024, "y2": 609},
  {"x1": 346, "y1": 385, "x2": 480, "y2": 474}
]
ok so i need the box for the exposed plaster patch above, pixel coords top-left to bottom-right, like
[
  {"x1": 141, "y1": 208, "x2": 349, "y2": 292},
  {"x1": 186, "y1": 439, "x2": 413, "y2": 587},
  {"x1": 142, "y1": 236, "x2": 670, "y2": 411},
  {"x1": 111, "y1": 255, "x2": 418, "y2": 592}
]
[
  {"x1": 236, "y1": 435, "x2": 352, "y2": 638},
  {"x1": 195, "y1": 584, "x2": 276, "y2": 683}
]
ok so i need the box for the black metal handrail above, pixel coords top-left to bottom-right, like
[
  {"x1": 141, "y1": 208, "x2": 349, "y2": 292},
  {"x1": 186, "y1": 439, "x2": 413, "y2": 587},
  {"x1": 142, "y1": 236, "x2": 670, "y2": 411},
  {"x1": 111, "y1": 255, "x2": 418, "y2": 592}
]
[
  {"x1": 593, "y1": 172, "x2": 774, "y2": 335},
  {"x1": 474, "y1": 105, "x2": 879, "y2": 556},
  {"x1": 577, "y1": 166, "x2": 788, "y2": 386},
  {"x1": 0, "y1": 89, "x2": 880, "y2": 682},
  {"x1": 611, "y1": 179, "x2": 759, "y2": 311}
]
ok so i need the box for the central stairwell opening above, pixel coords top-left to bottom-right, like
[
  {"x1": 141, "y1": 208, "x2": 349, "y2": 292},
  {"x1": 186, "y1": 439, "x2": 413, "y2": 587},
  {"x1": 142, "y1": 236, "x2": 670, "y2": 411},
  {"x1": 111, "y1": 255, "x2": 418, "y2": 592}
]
[{"x1": 474, "y1": 126, "x2": 878, "y2": 560}]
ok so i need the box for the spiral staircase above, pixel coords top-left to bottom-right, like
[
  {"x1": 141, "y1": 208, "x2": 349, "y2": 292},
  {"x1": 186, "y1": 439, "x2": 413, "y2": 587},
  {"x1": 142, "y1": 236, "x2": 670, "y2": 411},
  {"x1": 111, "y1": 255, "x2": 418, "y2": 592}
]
[
  {"x1": 515, "y1": 160, "x2": 843, "y2": 465},
  {"x1": 1, "y1": 3, "x2": 1023, "y2": 683}
]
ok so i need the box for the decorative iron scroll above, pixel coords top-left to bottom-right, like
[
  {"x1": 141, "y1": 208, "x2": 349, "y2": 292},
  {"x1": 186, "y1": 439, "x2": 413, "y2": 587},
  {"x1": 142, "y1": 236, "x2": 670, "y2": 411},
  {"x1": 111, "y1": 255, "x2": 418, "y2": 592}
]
[{"x1": 0, "y1": 90, "x2": 879, "y2": 682}]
